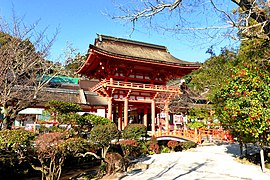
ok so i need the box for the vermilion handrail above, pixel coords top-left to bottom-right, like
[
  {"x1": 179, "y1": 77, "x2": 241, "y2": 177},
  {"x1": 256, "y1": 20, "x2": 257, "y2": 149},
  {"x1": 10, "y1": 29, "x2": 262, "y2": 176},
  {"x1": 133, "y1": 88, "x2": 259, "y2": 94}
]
[
  {"x1": 90, "y1": 79, "x2": 180, "y2": 92},
  {"x1": 154, "y1": 128, "x2": 234, "y2": 144}
]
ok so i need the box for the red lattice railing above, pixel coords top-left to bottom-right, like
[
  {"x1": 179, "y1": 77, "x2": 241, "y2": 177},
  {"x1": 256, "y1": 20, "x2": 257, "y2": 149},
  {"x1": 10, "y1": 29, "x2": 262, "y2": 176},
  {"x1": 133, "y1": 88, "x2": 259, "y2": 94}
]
[
  {"x1": 91, "y1": 79, "x2": 180, "y2": 93},
  {"x1": 154, "y1": 128, "x2": 234, "y2": 144}
]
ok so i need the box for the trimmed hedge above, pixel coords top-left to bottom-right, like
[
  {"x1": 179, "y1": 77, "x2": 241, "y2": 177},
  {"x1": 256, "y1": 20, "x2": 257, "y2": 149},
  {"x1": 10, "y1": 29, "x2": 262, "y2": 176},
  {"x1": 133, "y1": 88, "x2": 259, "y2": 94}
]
[{"x1": 122, "y1": 124, "x2": 147, "y2": 140}]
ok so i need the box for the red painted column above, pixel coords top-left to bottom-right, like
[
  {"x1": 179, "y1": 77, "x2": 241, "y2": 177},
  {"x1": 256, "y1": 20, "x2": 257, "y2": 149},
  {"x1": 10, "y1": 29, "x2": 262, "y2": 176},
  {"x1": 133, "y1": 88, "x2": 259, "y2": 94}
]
[
  {"x1": 151, "y1": 100, "x2": 156, "y2": 135},
  {"x1": 118, "y1": 103, "x2": 123, "y2": 130},
  {"x1": 143, "y1": 104, "x2": 147, "y2": 127},
  {"x1": 124, "y1": 98, "x2": 129, "y2": 127},
  {"x1": 107, "y1": 97, "x2": 113, "y2": 120},
  {"x1": 165, "y1": 102, "x2": 169, "y2": 132},
  {"x1": 110, "y1": 77, "x2": 113, "y2": 85}
]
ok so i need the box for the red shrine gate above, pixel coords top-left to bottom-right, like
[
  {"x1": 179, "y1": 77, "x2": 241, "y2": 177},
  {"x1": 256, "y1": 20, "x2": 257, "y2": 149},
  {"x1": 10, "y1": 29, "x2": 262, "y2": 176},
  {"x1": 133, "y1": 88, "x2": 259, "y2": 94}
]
[{"x1": 77, "y1": 35, "x2": 200, "y2": 134}]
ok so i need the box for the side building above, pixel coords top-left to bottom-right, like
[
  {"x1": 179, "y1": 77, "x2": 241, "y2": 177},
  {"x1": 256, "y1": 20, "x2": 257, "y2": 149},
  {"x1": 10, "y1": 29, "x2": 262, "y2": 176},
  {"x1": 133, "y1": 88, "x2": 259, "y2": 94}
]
[{"x1": 0, "y1": 77, "x2": 108, "y2": 129}]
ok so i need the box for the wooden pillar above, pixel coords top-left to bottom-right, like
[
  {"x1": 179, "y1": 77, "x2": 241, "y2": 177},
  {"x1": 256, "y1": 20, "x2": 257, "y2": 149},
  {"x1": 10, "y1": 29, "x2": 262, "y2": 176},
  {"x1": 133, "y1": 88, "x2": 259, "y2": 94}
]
[
  {"x1": 110, "y1": 77, "x2": 113, "y2": 85},
  {"x1": 107, "y1": 97, "x2": 113, "y2": 120},
  {"x1": 143, "y1": 104, "x2": 147, "y2": 127},
  {"x1": 118, "y1": 103, "x2": 123, "y2": 130},
  {"x1": 124, "y1": 98, "x2": 129, "y2": 127},
  {"x1": 151, "y1": 100, "x2": 156, "y2": 135},
  {"x1": 34, "y1": 114, "x2": 38, "y2": 133},
  {"x1": 165, "y1": 102, "x2": 169, "y2": 132}
]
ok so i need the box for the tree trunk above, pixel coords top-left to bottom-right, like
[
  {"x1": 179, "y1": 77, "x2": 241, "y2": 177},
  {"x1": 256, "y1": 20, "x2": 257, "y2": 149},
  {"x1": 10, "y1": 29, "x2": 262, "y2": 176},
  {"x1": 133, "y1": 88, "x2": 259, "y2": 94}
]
[
  {"x1": 260, "y1": 146, "x2": 266, "y2": 172},
  {"x1": 2, "y1": 116, "x2": 13, "y2": 130},
  {"x1": 102, "y1": 146, "x2": 110, "y2": 161},
  {"x1": 2, "y1": 106, "x2": 17, "y2": 130}
]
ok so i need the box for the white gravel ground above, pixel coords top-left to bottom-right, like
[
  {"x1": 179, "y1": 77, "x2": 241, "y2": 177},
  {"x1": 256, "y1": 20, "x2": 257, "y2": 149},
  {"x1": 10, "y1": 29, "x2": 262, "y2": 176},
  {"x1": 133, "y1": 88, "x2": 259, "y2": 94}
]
[{"x1": 118, "y1": 143, "x2": 270, "y2": 180}]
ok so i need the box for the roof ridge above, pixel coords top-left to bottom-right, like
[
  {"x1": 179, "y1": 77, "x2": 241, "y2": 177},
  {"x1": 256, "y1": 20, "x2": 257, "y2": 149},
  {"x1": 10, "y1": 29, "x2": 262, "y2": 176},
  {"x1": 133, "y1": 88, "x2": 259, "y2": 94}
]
[{"x1": 96, "y1": 34, "x2": 167, "y2": 51}]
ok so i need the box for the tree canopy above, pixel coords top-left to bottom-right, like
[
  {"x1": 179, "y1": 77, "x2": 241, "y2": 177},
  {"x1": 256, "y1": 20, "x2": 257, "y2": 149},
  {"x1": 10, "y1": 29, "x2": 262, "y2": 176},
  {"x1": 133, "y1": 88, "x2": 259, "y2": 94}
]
[
  {"x1": 0, "y1": 15, "x2": 57, "y2": 129},
  {"x1": 187, "y1": 48, "x2": 238, "y2": 97},
  {"x1": 209, "y1": 35, "x2": 270, "y2": 171}
]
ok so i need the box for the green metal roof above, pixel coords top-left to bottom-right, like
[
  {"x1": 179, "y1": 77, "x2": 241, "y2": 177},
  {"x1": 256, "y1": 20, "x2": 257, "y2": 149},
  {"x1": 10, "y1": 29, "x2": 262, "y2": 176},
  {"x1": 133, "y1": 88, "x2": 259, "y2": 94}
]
[{"x1": 43, "y1": 76, "x2": 79, "y2": 84}]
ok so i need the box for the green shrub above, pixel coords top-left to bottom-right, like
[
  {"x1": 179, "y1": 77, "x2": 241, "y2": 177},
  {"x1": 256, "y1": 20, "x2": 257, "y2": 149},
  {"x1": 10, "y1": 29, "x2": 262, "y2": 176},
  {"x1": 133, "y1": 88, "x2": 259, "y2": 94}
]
[
  {"x1": 45, "y1": 100, "x2": 82, "y2": 114},
  {"x1": 161, "y1": 146, "x2": 170, "y2": 153},
  {"x1": 51, "y1": 125, "x2": 66, "y2": 132},
  {"x1": 0, "y1": 129, "x2": 35, "y2": 152},
  {"x1": 39, "y1": 125, "x2": 66, "y2": 134},
  {"x1": 187, "y1": 121, "x2": 205, "y2": 129},
  {"x1": 84, "y1": 114, "x2": 112, "y2": 126},
  {"x1": 58, "y1": 113, "x2": 82, "y2": 125},
  {"x1": 179, "y1": 141, "x2": 197, "y2": 151},
  {"x1": 0, "y1": 129, "x2": 35, "y2": 177},
  {"x1": 138, "y1": 141, "x2": 150, "y2": 155},
  {"x1": 122, "y1": 124, "x2": 147, "y2": 140},
  {"x1": 90, "y1": 123, "x2": 120, "y2": 160},
  {"x1": 90, "y1": 124, "x2": 120, "y2": 147},
  {"x1": 39, "y1": 125, "x2": 50, "y2": 133}
]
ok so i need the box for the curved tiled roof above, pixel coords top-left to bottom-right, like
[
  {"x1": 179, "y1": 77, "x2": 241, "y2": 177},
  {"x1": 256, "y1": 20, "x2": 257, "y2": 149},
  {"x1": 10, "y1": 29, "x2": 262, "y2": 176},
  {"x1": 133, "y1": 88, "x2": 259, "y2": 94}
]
[
  {"x1": 77, "y1": 34, "x2": 200, "y2": 76},
  {"x1": 94, "y1": 34, "x2": 198, "y2": 66}
]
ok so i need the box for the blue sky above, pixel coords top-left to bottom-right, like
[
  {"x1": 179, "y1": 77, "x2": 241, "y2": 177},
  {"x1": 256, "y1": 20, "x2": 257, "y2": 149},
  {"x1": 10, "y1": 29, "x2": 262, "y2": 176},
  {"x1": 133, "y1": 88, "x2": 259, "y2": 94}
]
[{"x1": 1, "y1": 0, "x2": 238, "y2": 63}]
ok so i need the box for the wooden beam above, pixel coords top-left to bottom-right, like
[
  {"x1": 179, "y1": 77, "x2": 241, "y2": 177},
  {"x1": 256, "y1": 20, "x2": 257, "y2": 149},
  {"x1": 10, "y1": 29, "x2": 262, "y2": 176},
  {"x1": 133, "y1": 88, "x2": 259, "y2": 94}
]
[{"x1": 113, "y1": 99, "x2": 152, "y2": 103}]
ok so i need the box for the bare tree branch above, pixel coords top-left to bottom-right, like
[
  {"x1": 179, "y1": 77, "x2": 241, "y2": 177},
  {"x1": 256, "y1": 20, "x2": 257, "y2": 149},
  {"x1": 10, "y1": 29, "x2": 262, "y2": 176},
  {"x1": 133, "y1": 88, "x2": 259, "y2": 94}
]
[
  {"x1": 113, "y1": 0, "x2": 270, "y2": 43},
  {"x1": 0, "y1": 13, "x2": 59, "y2": 129},
  {"x1": 228, "y1": 0, "x2": 270, "y2": 38},
  {"x1": 76, "y1": 152, "x2": 101, "y2": 159},
  {"x1": 210, "y1": 0, "x2": 236, "y2": 27},
  {"x1": 113, "y1": 0, "x2": 183, "y2": 21}
]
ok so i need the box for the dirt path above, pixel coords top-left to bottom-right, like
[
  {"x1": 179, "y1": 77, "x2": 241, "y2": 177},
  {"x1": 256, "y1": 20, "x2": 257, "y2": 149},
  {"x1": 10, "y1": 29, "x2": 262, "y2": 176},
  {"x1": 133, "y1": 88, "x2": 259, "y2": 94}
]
[{"x1": 115, "y1": 143, "x2": 270, "y2": 180}]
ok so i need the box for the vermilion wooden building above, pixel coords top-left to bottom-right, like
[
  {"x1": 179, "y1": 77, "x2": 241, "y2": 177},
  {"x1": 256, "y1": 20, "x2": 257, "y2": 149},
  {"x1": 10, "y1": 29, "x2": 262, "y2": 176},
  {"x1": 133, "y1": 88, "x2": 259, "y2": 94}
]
[{"x1": 77, "y1": 35, "x2": 199, "y2": 134}]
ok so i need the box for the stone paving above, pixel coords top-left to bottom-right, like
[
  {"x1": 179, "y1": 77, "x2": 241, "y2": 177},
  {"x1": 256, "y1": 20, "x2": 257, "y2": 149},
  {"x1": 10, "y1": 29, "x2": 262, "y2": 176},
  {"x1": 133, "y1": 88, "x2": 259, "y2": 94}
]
[{"x1": 118, "y1": 143, "x2": 270, "y2": 180}]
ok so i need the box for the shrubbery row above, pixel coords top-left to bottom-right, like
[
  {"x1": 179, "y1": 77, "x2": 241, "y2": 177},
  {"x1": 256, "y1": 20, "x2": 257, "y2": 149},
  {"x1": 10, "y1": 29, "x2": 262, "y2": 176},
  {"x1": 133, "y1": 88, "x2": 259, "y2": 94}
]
[{"x1": 0, "y1": 121, "x2": 197, "y2": 179}]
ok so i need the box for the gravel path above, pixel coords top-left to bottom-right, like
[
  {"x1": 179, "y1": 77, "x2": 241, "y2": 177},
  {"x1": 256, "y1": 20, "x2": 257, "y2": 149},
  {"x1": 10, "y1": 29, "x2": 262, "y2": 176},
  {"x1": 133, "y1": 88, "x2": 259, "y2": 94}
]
[{"x1": 118, "y1": 143, "x2": 270, "y2": 180}]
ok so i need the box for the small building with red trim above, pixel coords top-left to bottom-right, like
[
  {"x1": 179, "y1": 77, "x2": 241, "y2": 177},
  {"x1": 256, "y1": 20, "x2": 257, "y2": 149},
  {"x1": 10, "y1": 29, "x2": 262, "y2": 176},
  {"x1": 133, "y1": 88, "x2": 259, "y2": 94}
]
[{"x1": 77, "y1": 34, "x2": 200, "y2": 134}]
